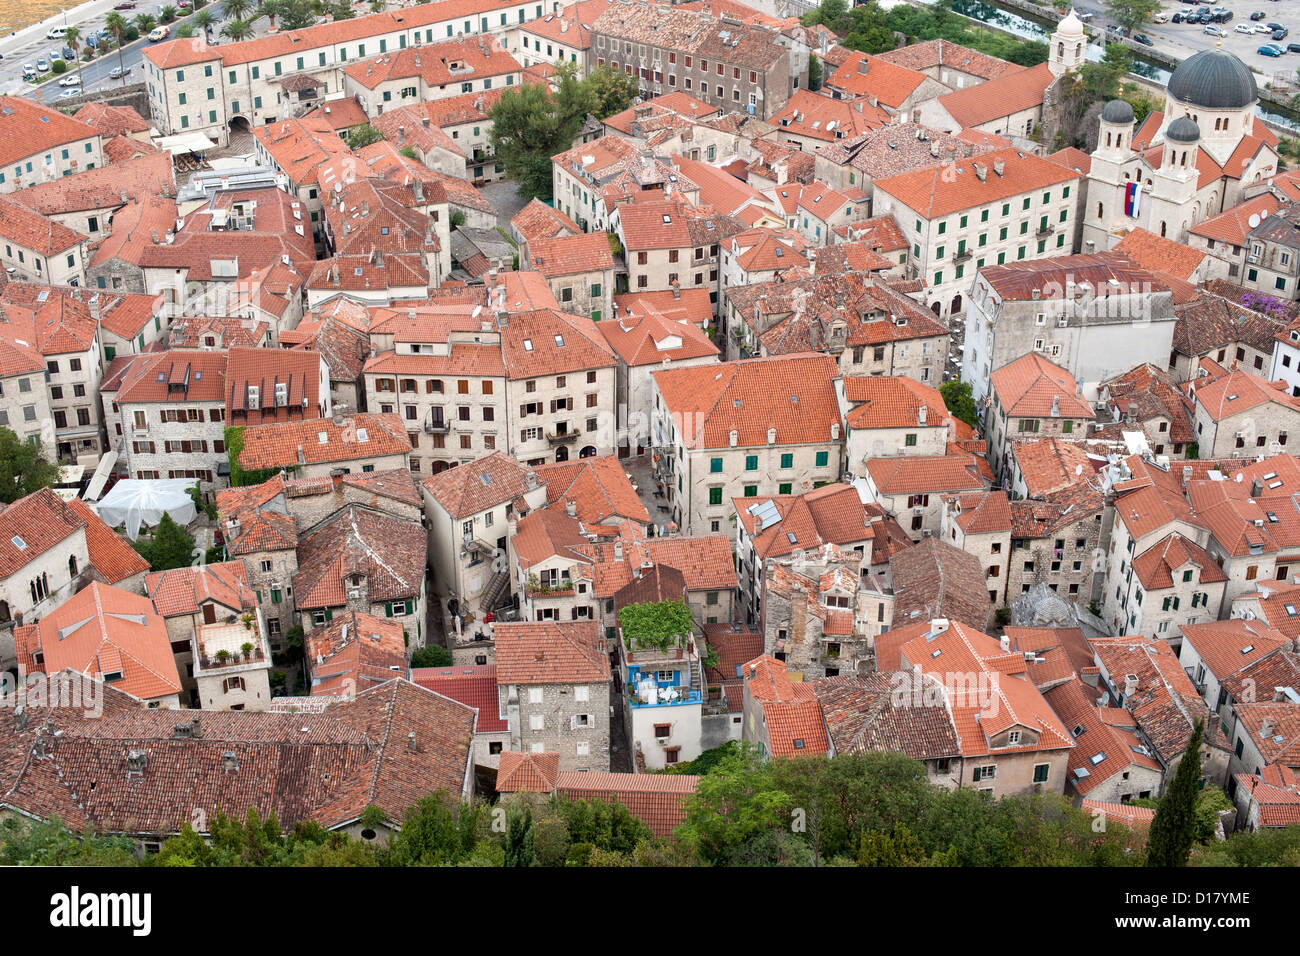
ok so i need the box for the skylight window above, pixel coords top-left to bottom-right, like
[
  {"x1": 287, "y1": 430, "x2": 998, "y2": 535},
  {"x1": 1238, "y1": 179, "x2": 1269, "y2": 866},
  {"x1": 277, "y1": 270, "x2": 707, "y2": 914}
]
[
  {"x1": 930, "y1": 649, "x2": 942, "y2": 658},
  {"x1": 523, "y1": 338, "x2": 533, "y2": 351},
  {"x1": 11, "y1": 536, "x2": 25, "y2": 550},
  {"x1": 1241, "y1": 645, "x2": 1255, "y2": 655},
  {"x1": 1286, "y1": 604, "x2": 1297, "y2": 616},
  {"x1": 318, "y1": 431, "x2": 329, "y2": 444},
  {"x1": 554, "y1": 334, "x2": 565, "y2": 347},
  {"x1": 786, "y1": 532, "x2": 797, "y2": 544},
  {"x1": 356, "y1": 428, "x2": 369, "y2": 443},
  {"x1": 1088, "y1": 752, "x2": 1105, "y2": 765},
  {"x1": 1072, "y1": 724, "x2": 1086, "y2": 737},
  {"x1": 662, "y1": 215, "x2": 672, "y2": 224}
]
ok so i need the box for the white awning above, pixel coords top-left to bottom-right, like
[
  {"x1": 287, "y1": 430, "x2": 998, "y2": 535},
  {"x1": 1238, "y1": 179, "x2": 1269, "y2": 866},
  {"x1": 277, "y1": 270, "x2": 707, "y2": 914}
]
[
  {"x1": 95, "y1": 478, "x2": 197, "y2": 540},
  {"x1": 82, "y1": 450, "x2": 118, "y2": 502},
  {"x1": 154, "y1": 132, "x2": 217, "y2": 156}
]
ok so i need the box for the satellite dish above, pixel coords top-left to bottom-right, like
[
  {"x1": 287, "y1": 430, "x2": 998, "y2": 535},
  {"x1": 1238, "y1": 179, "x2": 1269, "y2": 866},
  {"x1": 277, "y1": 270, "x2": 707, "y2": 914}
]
[
  {"x1": 1248, "y1": 213, "x2": 1262, "y2": 229},
  {"x1": 1235, "y1": 473, "x2": 1244, "y2": 483}
]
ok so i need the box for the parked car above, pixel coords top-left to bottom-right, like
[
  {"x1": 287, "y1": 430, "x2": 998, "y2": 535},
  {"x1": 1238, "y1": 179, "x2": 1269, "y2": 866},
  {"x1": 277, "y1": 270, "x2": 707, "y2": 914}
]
[
  {"x1": 21, "y1": 63, "x2": 34, "y2": 77},
  {"x1": 113, "y1": 1, "x2": 136, "y2": 8},
  {"x1": 1251, "y1": 10, "x2": 1267, "y2": 19},
  {"x1": 1152, "y1": 12, "x2": 1168, "y2": 23},
  {"x1": 1172, "y1": 12, "x2": 1185, "y2": 22},
  {"x1": 1236, "y1": 22, "x2": 1254, "y2": 33},
  {"x1": 1287, "y1": 42, "x2": 1300, "y2": 52},
  {"x1": 35, "y1": 58, "x2": 49, "y2": 71},
  {"x1": 109, "y1": 65, "x2": 128, "y2": 79},
  {"x1": 1077, "y1": 11, "x2": 1093, "y2": 21},
  {"x1": 57, "y1": 74, "x2": 80, "y2": 87},
  {"x1": 1253, "y1": 22, "x2": 1273, "y2": 32},
  {"x1": 1259, "y1": 43, "x2": 1286, "y2": 56},
  {"x1": 58, "y1": 89, "x2": 77, "y2": 99},
  {"x1": 147, "y1": 25, "x2": 169, "y2": 41},
  {"x1": 1205, "y1": 24, "x2": 1227, "y2": 36},
  {"x1": 1274, "y1": 27, "x2": 1290, "y2": 40},
  {"x1": 1133, "y1": 32, "x2": 1155, "y2": 45}
]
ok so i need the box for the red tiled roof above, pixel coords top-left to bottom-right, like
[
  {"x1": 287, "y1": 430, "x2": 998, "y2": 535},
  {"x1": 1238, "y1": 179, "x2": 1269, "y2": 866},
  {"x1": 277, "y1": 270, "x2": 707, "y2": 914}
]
[
  {"x1": 0, "y1": 488, "x2": 86, "y2": 577},
  {"x1": 1180, "y1": 618, "x2": 1289, "y2": 683},
  {"x1": 528, "y1": 231, "x2": 614, "y2": 277},
  {"x1": 826, "y1": 51, "x2": 928, "y2": 107},
  {"x1": 511, "y1": 198, "x2": 581, "y2": 243},
  {"x1": 864, "y1": 452, "x2": 984, "y2": 495},
  {"x1": 494, "y1": 620, "x2": 612, "y2": 685},
  {"x1": 742, "y1": 655, "x2": 830, "y2": 758},
  {"x1": 145, "y1": 561, "x2": 256, "y2": 618},
  {"x1": 293, "y1": 505, "x2": 425, "y2": 609},
  {"x1": 421, "y1": 451, "x2": 538, "y2": 519},
  {"x1": 990, "y1": 352, "x2": 1093, "y2": 419},
  {"x1": 555, "y1": 770, "x2": 698, "y2": 837},
  {"x1": 534, "y1": 455, "x2": 650, "y2": 526},
  {"x1": 64, "y1": 499, "x2": 149, "y2": 585},
  {"x1": 305, "y1": 610, "x2": 408, "y2": 697},
  {"x1": 652, "y1": 352, "x2": 842, "y2": 450},
  {"x1": 494, "y1": 751, "x2": 560, "y2": 792},
  {"x1": 0, "y1": 96, "x2": 100, "y2": 171},
  {"x1": 411, "y1": 664, "x2": 507, "y2": 733},
  {"x1": 341, "y1": 36, "x2": 520, "y2": 90},
  {"x1": 237, "y1": 413, "x2": 411, "y2": 471},
  {"x1": 935, "y1": 62, "x2": 1052, "y2": 128},
  {"x1": 843, "y1": 375, "x2": 949, "y2": 430},
  {"x1": 1113, "y1": 227, "x2": 1206, "y2": 281},
  {"x1": 16, "y1": 582, "x2": 180, "y2": 702},
  {"x1": 596, "y1": 298, "x2": 718, "y2": 366},
  {"x1": 874, "y1": 145, "x2": 1080, "y2": 219}
]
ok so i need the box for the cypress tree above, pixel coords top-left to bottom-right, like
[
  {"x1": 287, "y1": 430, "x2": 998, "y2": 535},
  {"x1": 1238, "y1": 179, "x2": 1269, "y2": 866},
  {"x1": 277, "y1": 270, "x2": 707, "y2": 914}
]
[{"x1": 1145, "y1": 718, "x2": 1204, "y2": 867}]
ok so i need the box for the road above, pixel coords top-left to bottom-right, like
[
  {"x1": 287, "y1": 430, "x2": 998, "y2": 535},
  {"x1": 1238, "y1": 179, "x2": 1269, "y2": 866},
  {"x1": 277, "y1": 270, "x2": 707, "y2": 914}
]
[
  {"x1": 1069, "y1": 1, "x2": 1297, "y2": 81},
  {"x1": 0, "y1": 3, "x2": 223, "y2": 104}
]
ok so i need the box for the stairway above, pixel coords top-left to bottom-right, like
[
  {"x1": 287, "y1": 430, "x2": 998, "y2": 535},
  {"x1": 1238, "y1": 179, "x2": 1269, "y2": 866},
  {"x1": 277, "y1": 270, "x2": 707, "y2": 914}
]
[{"x1": 479, "y1": 570, "x2": 510, "y2": 612}]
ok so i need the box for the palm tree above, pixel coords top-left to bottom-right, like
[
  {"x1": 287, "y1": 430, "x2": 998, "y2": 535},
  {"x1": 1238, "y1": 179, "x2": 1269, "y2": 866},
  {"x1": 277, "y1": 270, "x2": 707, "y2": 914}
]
[
  {"x1": 262, "y1": 0, "x2": 284, "y2": 29},
  {"x1": 368, "y1": 0, "x2": 384, "y2": 11},
  {"x1": 134, "y1": 13, "x2": 158, "y2": 34},
  {"x1": 159, "y1": 6, "x2": 178, "y2": 24},
  {"x1": 194, "y1": 8, "x2": 215, "y2": 38},
  {"x1": 175, "y1": 23, "x2": 195, "y2": 37},
  {"x1": 221, "y1": 18, "x2": 254, "y2": 41},
  {"x1": 105, "y1": 12, "x2": 128, "y2": 78},
  {"x1": 63, "y1": 26, "x2": 81, "y2": 85},
  {"x1": 223, "y1": 0, "x2": 254, "y2": 22}
]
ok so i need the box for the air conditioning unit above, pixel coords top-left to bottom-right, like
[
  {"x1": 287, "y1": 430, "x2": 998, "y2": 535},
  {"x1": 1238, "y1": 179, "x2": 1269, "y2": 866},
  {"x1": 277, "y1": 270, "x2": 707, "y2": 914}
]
[
  {"x1": 247, "y1": 386, "x2": 260, "y2": 410},
  {"x1": 913, "y1": 507, "x2": 924, "y2": 515}
]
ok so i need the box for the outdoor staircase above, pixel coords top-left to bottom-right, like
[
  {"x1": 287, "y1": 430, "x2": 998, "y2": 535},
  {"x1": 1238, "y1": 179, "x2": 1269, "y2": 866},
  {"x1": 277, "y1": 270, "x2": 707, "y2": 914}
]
[{"x1": 479, "y1": 569, "x2": 510, "y2": 612}]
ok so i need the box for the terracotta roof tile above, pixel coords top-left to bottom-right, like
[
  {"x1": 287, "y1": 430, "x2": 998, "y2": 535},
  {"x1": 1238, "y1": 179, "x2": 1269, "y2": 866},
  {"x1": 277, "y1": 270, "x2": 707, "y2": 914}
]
[
  {"x1": 494, "y1": 620, "x2": 611, "y2": 685},
  {"x1": 875, "y1": 145, "x2": 1080, "y2": 220},
  {"x1": 237, "y1": 412, "x2": 411, "y2": 471},
  {"x1": 411, "y1": 663, "x2": 506, "y2": 733}
]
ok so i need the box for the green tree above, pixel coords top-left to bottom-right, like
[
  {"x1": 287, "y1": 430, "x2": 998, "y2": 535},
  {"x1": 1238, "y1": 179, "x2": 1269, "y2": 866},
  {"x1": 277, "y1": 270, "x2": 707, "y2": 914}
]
[
  {"x1": 939, "y1": 379, "x2": 979, "y2": 428},
  {"x1": 382, "y1": 794, "x2": 484, "y2": 865},
  {"x1": 330, "y1": 0, "x2": 355, "y2": 20},
  {"x1": 63, "y1": 26, "x2": 82, "y2": 85},
  {"x1": 677, "y1": 743, "x2": 793, "y2": 864},
  {"x1": 221, "y1": 18, "x2": 254, "y2": 41},
  {"x1": 1104, "y1": 0, "x2": 1160, "y2": 35},
  {"x1": 0, "y1": 816, "x2": 136, "y2": 866},
  {"x1": 105, "y1": 12, "x2": 129, "y2": 77},
  {"x1": 133, "y1": 511, "x2": 197, "y2": 572},
  {"x1": 0, "y1": 428, "x2": 61, "y2": 504},
  {"x1": 1146, "y1": 719, "x2": 1204, "y2": 867},
  {"x1": 618, "y1": 599, "x2": 693, "y2": 652},
  {"x1": 222, "y1": 0, "x2": 254, "y2": 21},
  {"x1": 134, "y1": 13, "x2": 158, "y2": 33},
  {"x1": 344, "y1": 122, "x2": 384, "y2": 150},
  {"x1": 410, "y1": 644, "x2": 452, "y2": 667},
  {"x1": 489, "y1": 61, "x2": 603, "y2": 200},
  {"x1": 857, "y1": 824, "x2": 931, "y2": 866},
  {"x1": 278, "y1": 0, "x2": 316, "y2": 30},
  {"x1": 584, "y1": 63, "x2": 637, "y2": 119},
  {"x1": 503, "y1": 805, "x2": 539, "y2": 867},
  {"x1": 194, "y1": 8, "x2": 216, "y2": 38},
  {"x1": 261, "y1": 0, "x2": 285, "y2": 29},
  {"x1": 808, "y1": 54, "x2": 823, "y2": 93},
  {"x1": 160, "y1": 5, "x2": 179, "y2": 24},
  {"x1": 175, "y1": 23, "x2": 195, "y2": 37}
]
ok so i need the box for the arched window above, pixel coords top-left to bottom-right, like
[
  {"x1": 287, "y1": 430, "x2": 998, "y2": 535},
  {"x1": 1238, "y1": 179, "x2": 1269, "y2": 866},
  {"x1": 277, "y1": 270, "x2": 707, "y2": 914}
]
[
  {"x1": 68, "y1": 555, "x2": 77, "y2": 579},
  {"x1": 1160, "y1": 221, "x2": 1167, "y2": 238},
  {"x1": 1097, "y1": 202, "x2": 1103, "y2": 218},
  {"x1": 1075, "y1": 43, "x2": 1081, "y2": 57},
  {"x1": 1058, "y1": 42, "x2": 1064, "y2": 58},
  {"x1": 1106, "y1": 132, "x2": 1112, "y2": 147}
]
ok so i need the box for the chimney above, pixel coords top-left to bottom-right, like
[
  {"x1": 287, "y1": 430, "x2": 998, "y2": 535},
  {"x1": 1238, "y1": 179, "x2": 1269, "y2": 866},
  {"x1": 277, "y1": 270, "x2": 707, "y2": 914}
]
[
  {"x1": 1050, "y1": 395, "x2": 1060, "y2": 418},
  {"x1": 671, "y1": 282, "x2": 680, "y2": 300},
  {"x1": 614, "y1": 540, "x2": 624, "y2": 561},
  {"x1": 1251, "y1": 478, "x2": 1263, "y2": 497},
  {"x1": 565, "y1": 500, "x2": 577, "y2": 517},
  {"x1": 1123, "y1": 673, "x2": 1139, "y2": 698},
  {"x1": 857, "y1": 57, "x2": 868, "y2": 75},
  {"x1": 918, "y1": 405, "x2": 927, "y2": 425},
  {"x1": 222, "y1": 751, "x2": 239, "y2": 772},
  {"x1": 993, "y1": 159, "x2": 1005, "y2": 177},
  {"x1": 407, "y1": 730, "x2": 418, "y2": 752},
  {"x1": 767, "y1": 427, "x2": 777, "y2": 444},
  {"x1": 1262, "y1": 718, "x2": 1274, "y2": 738},
  {"x1": 729, "y1": 428, "x2": 738, "y2": 447},
  {"x1": 297, "y1": 444, "x2": 307, "y2": 466},
  {"x1": 973, "y1": 163, "x2": 987, "y2": 182},
  {"x1": 397, "y1": 125, "x2": 405, "y2": 145},
  {"x1": 999, "y1": 634, "x2": 1010, "y2": 651},
  {"x1": 421, "y1": 115, "x2": 430, "y2": 129}
]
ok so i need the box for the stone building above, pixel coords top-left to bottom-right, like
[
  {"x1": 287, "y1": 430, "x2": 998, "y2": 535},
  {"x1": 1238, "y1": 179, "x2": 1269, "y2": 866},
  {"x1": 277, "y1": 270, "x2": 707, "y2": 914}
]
[{"x1": 494, "y1": 620, "x2": 612, "y2": 772}]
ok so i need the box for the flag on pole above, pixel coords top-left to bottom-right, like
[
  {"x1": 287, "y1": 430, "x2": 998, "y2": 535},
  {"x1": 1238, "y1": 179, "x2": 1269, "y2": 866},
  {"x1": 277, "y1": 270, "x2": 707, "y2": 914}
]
[{"x1": 1124, "y1": 181, "x2": 1141, "y2": 219}]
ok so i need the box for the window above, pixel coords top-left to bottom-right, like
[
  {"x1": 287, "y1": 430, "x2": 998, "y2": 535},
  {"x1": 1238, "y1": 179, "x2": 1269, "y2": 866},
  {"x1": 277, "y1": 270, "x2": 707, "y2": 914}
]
[
  {"x1": 710, "y1": 457, "x2": 723, "y2": 473},
  {"x1": 815, "y1": 451, "x2": 828, "y2": 467},
  {"x1": 709, "y1": 487, "x2": 722, "y2": 506},
  {"x1": 1033, "y1": 764, "x2": 1049, "y2": 784},
  {"x1": 780, "y1": 453, "x2": 793, "y2": 469}
]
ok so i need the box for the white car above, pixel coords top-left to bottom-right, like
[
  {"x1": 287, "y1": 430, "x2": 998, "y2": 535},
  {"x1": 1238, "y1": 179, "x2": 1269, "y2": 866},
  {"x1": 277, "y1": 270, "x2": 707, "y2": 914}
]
[
  {"x1": 1205, "y1": 24, "x2": 1227, "y2": 36},
  {"x1": 57, "y1": 74, "x2": 80, "y2": 87},
  {"x1": 1236, "y1": 22, "x2": 1254, "y2": 32},
  {"x1": 1255, "y1": 23, "x2": 1274, "y2": 32},
  {"x1": 58, "y1": 89, "x2": 77, "y2": 99}
]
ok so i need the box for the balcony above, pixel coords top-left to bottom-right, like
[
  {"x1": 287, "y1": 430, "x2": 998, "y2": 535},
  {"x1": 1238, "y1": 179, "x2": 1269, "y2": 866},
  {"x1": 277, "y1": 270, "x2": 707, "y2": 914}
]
[
  {"x1": 193, "y1": 615, "x2": 269, "y2": 676},
  {"x1": 424, "y1": 419, "x2": 450, "y2": 434},
  {"x1": 1036, "y1": 224, "x2": 1055, "y2": 237},
  {"x1": 954, "y1": 249, "x2": 972, "y2": 263},
  {"x1": 546, "y1": 429, "x2": 579, "y2": 444}
]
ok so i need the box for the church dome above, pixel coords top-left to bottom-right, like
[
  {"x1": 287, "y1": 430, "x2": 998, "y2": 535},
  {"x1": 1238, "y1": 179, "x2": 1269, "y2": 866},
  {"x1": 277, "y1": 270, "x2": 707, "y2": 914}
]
[
  {"x1": 1166, "y1": 115, "x2": 1201, "y2": 143},
  {"x1": 1056, "y1": 8, "x2": 1085, "y2": 37},
  {"x1": 1167, "y1": 50, "x2": 1257, "y2": 110},
  {"x1": 1101, "y1": 99, "x2": 1134, "y2": 124}
]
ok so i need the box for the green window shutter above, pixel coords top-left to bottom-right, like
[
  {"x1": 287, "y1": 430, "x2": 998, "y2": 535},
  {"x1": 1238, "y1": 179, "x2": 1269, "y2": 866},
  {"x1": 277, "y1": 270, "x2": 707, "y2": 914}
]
[
  {"x1": 709, "y1": 487, "x2": 722, "y2": 505},
  {"x1": 325, "y1": 608, "x2": 333, "y2": 621},
  {"x1": 406, "y1": 599, "x2": 414, "y2": 615},
  {"x1": 1162, "y1": 597, "x2": 1171, "y2": 611},
  {"x1": 905, "y1": 434, "x2": 917, "y2": 446},
  {"x1": 271, "y1": 588, "x2": 281, "y2": 604},
  {"x1": 780, "y1": 453, "x2": 793, "y2": 468},
  {"x1": 385, "y1": 603, "x2": 394, "y2": 617},
  {"x1": 710, "y1": 457, "x2": 723, "y2": 473},
  {"x1": 1172, "y1": 597, "x2": 1180, "y2": 611},
  {"x1": 745, "y1": 455, "x2": 757, "y2": 471},
  {"x1": 744, "y1": 484, "x2": 757, "y2": 496},
  {"x1": 778, "y1": 483, "x2": 792, "y2": 494},
  {"x1": 815, "y1": 451, "x2": 828, "y2": 467}
]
